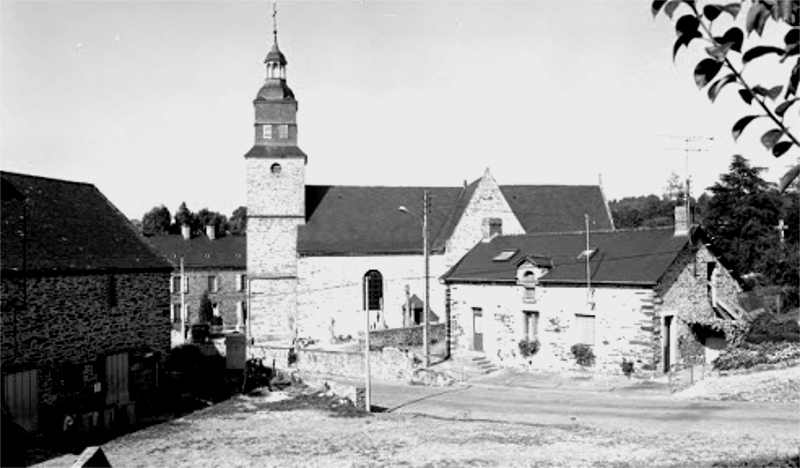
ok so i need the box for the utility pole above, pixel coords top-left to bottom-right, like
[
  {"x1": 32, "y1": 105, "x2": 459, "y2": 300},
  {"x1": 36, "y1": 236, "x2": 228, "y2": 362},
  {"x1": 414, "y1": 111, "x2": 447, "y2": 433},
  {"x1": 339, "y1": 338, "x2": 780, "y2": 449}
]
[
  {"x1": 423, "y1": 190, "x2": 430, "y2": 368},
  {"x1": 365, "y1": 303, "x2": 371, "y2": 413}
]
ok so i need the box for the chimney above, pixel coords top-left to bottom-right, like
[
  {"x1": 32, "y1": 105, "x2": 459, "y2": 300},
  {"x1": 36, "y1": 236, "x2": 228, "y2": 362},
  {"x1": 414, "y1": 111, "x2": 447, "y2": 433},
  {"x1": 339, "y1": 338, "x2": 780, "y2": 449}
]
[
  {"x1": 181, "y1": 224, "x2": 191, "y2": 240},
  {"x1": 482, "y1": 218, "x2": 503, "y2": 242},
  {"x1": 206, "y1": 224, "x2": 216, "y2": 241},
  {"x1": 674, "y1": 205, "x2": 689, "y2": 236}
]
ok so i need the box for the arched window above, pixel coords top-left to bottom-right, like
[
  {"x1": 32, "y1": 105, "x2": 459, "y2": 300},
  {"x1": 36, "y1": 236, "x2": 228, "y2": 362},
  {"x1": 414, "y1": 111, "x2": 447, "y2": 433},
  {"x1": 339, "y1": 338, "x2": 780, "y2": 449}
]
[
  {"x1": 270, "y1": 163, "x2": 282, "y2": 175},
  {"x1": 363, "y1": 270, "x2": 383, "y2": 311}
]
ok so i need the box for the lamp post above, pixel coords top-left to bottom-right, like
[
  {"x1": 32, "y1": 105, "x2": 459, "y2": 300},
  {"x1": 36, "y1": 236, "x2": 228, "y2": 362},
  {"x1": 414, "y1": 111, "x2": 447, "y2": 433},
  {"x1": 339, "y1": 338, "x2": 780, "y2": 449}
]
[{"x1": 399, "y1": 190, "x2": 430, "y2": 368}]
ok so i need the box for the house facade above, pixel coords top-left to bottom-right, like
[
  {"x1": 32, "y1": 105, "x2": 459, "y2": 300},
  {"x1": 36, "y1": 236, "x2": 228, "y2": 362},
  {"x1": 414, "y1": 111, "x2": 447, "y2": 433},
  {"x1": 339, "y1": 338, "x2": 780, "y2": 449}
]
[
  {"x1": 148, "y1": 226, "x2": 247, "y2": 345},
  {"x1": 0, "y1": 172, "x2": 172, "y2": 436},
  {"x1": 243, "y1": 26, "x2": 616, "y2": 346},
  {"x1": 442, "y1": 208, "x2": 745, "y2": 374}
]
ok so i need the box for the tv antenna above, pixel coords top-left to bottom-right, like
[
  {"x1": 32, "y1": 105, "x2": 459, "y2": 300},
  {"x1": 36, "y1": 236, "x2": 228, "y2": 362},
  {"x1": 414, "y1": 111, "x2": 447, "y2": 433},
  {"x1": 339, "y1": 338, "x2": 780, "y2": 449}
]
[{"x1": 660, "y1": 135, "x2": 714, "y2": 226}]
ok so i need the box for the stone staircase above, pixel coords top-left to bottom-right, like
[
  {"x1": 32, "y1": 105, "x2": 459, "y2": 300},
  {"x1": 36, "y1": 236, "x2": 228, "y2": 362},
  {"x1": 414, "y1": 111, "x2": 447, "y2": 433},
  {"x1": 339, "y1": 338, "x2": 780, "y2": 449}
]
[{"x1": 431, "y1": 354, "x2": 501, "y2": 382}]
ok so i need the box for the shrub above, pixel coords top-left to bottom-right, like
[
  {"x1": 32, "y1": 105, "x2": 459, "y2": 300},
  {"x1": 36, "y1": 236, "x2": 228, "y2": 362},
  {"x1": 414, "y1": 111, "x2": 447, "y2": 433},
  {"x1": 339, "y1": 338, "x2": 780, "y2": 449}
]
[
  {"x1": 745, "y1": 313, "x2": 800, "y2": 344},
  {"x1": 620, "y1": 358, "x2": 634, "y2": 377},
  {"x1": 712, "y1": 341, "x2": 800, "y2": 371},
  {"x1": 518, "y1": 338, "x2": 540, "y2": 358},
  {"x1": 571, "y1": 343, "x2": 595, "y2": 367}
]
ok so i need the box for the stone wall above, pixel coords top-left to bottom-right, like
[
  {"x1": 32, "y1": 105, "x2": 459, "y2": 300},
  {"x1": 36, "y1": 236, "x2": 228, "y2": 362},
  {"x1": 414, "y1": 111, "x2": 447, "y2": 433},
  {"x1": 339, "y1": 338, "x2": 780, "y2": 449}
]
[
  {"x1": 444, "y1": 170, "x2": 525, "y2": 268},
  {"x1": 248, "y1": 345, "x2": 418, "y2": 382},
  {"x1": 295, "y1": 254, "x2": 449, "y2": 343},
  {"x1": 169, "y1": 268, "x2": 247, "y2": 332},
  {"x1": 368, "y1": 323, "x2": 447, "y2": 349},
  {"x1": 1, "y1": 271, "x2": 171, "y2": 433},
  {"x1": 448, "y1": 282, "x2": 658, "y2": 374}
]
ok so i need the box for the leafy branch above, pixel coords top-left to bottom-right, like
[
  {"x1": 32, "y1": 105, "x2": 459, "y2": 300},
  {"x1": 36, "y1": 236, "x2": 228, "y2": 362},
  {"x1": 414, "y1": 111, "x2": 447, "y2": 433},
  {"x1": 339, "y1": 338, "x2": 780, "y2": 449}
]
[{"x1": 653, "y1": 0, "x2": 799, "y2": 190}]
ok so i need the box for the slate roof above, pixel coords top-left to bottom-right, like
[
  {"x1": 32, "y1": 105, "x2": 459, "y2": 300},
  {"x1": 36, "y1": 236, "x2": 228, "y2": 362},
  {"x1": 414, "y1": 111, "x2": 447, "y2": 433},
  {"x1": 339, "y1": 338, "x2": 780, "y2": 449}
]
[
  {"x1": 442, "y1": 227, "x2": 693, "y2": 286},
  {"x1": 501, "y1": 185, "x2": 613, "y2": 233},
  {"x1": 298, "y1": 182, "x2": 612, "y2": 256},
  {"x1": 0, "y1": 171, "x2": 173, "y2": 273},
  {"x1": 147, "y1": 234, "x2": 246, "y2": 270},
  {"x1": 299, "y1": 185, "x2": 467, "y2": 255},
  {"x1": 245, "y1": 145, "x2": 306, "y2": 160}
]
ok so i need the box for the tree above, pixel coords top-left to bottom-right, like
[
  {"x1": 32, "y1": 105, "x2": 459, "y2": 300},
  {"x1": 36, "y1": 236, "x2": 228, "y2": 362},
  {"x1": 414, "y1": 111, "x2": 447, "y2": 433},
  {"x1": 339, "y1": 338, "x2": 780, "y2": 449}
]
[
  {"x1": 702, "y1": 155, "x2": 785, "y2": 271},
  {"x1": 229, "y1": 206, "x2": 247, "y2": 236},
  {"x1": 141, "y1": 205, "x2": 171, "y2": 236},
  {"x1": 652, "y1": 0, "x2": 799, "y2": 190},
  {"x1": 173, "y1": 202, "x2": 199, "y2": 234},
  {"x1": 663, "y1": 171, "x2": 687, "y2": 203},
  {"x1": 196, "y1": 208, "x2": 228, "y2": 233}
]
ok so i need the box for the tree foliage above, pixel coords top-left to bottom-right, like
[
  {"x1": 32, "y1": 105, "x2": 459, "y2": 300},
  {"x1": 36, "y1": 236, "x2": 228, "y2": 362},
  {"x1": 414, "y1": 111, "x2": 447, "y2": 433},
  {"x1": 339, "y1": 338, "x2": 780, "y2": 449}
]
[
  {"x1": 652, "y1": 0, "x2": 800, "y2": 190},
  {"x1": 141, "y1": 205, "x2": 171, "y2": 236},
  {"x1": 702, "y1": 154, "x2": 798, "y2": 308},
  {"x1": 229, "y1": 206, "x2": 247, "y2": 236}
]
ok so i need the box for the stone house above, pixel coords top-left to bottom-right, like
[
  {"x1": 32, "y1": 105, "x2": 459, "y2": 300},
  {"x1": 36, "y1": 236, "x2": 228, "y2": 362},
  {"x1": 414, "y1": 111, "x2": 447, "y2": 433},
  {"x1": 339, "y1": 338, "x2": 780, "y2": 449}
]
[
  {"x1": 0, "y1": 172, "x2": 173, "y2": 436},
  {"x1": 148, "y1": 226, "x2": 248, "y2": 344},
  {"x1": 243, "y1": 29, "x2": 615, "y2": 345},
  {"x1": 441, "y1": 207, "x2": 746, "y2": 374}
]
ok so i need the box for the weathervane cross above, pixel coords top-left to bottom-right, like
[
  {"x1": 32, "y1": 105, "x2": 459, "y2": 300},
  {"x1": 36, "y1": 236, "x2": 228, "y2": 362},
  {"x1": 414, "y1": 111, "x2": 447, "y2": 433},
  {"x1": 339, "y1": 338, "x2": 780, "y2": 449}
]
[{"x1": 272, "y1": 1, "x2": 278, "y2": 43}]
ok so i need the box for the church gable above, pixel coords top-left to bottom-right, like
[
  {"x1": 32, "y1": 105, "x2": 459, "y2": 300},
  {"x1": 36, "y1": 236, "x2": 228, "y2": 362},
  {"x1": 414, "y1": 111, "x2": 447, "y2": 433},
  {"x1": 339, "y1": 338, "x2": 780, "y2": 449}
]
[{"x1": 445, "y1": 169, "x2": 525, "y2": 266}]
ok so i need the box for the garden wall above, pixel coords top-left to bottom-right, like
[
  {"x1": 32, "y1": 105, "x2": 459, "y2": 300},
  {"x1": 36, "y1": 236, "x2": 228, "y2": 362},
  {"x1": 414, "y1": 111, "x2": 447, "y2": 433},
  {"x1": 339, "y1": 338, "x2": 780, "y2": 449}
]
[
  {"x1": 368, "y1": 323, "x2": 446, "y2": 349},
  {"x1": 248, "y1": 345, "x2": 418, "y2": 382}
]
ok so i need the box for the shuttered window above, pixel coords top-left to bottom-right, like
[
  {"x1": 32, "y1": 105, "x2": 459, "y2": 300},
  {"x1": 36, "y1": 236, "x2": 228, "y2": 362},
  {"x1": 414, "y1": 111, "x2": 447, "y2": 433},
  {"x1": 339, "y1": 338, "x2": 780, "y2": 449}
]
[{"x1": 575, "y1": 314, "x2": 596, "y2": 345}]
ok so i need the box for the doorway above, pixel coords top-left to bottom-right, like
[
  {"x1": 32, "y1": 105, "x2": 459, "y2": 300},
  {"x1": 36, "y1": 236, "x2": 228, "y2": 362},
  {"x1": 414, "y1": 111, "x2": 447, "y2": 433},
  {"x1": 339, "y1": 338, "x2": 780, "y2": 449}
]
[
  {"x1": 663, "y1": 315, "x2": 673, "y2": 373},
  {"x1": 472, "y1": 308, "x2": 483, "y2": 352}
]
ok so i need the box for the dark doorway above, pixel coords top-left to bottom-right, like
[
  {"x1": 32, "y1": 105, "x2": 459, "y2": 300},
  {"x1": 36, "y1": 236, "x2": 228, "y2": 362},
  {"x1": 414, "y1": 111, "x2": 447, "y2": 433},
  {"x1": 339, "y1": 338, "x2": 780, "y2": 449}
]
[
  {"x1": 663, "y1": 315, "x2": 673, "y2": 373},
  {"x1": 473, "y1": 308, "x2": 483, "y2": 352}
]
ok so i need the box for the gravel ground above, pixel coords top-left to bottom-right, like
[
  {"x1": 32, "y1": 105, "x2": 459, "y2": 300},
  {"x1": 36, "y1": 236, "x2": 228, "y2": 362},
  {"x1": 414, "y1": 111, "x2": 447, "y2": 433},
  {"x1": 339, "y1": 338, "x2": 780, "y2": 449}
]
[
  {"x1": 675, "y1": 365, "x2": 800, "y2": 403},
  {"x1": 32, "y1": 387, "x2": 799, "y2": 468}
]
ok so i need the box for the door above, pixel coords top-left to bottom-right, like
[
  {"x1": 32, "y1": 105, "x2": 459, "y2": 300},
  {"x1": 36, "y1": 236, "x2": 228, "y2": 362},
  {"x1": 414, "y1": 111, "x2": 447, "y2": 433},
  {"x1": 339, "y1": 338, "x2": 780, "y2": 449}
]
[
  {"x1": 105, "y1": 353, "x2": 130, "y2": 406},
  {"x1": 473, "y1": 308, "x2": 483, "y2": 352},
  {"x1": 2, "y1": 369, "x2": 39, "y2": 432},
  {"x1": 663, "y1": 316, "x2": 673, "y2": 373}
]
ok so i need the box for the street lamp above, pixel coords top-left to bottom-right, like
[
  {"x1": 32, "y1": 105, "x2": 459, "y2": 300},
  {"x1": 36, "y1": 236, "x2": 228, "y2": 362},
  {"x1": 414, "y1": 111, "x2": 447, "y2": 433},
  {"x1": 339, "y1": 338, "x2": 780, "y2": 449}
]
[{"x1": 398, "y1": 189, "x2": 430, "y2": 368}]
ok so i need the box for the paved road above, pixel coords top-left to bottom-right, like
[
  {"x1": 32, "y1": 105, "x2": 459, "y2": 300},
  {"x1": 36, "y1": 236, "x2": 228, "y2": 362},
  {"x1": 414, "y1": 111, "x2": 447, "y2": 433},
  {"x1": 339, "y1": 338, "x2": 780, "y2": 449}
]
[{"x1": 313, "y1": 375, "x2": 800, "y2": 441}]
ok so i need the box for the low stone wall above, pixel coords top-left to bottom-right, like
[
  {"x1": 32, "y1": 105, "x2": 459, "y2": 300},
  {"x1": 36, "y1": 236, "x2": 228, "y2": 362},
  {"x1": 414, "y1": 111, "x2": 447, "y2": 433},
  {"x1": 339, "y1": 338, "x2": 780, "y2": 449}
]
[
  {"x1": 248, "y1": 345, "x2": 417, "y2": 382},
  {"x1": 368, "y1": 323, "x2": 446, "y2": 349}
]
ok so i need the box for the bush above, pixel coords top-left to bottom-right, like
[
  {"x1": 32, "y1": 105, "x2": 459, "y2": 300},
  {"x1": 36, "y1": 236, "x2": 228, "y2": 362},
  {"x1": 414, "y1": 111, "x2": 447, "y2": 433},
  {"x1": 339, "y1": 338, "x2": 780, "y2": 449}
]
[
  {"x1": 571, "y1": 343, "x2": 595, "y2": 367},
  {"x1": 518, "y1": 338, "x2": 540, "y2": 358},
  {"x1": 712, "y1": 341, "x2": 800, "y2": 371},
  {"x1": 745, "y1": 313, "x2": 800, "y2": 344},
  {"x1": 620, "y1": 359, "x2": 634, "y2": 377}
]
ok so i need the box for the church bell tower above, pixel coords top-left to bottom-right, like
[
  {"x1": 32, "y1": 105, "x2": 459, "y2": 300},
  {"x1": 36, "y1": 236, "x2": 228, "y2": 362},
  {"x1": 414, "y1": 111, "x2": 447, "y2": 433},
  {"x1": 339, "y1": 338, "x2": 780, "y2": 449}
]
[{"x1": 245, "y1": 2, "x2": 306, "y2": 343}]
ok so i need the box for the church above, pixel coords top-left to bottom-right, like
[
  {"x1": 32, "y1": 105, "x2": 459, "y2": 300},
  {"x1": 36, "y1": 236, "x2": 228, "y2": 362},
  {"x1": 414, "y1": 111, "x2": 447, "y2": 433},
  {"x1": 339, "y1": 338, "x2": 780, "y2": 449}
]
[{"x1": 245, "y1": 21, "x2": 615, "y2": 346}]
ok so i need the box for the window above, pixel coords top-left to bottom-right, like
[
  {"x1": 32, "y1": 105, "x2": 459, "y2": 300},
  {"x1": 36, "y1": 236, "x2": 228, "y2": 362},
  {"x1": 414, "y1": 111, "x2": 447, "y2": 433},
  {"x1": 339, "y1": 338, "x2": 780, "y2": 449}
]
[
  {"x1": 208, "y1": 275, "x2": 219, "y2": 293},
  {"x1": 237, "y1": 301, "x2": 247, "y2": 331},
  {"x1": 262, "y1": 124, "x2": 272, "y2": 140},
  {"x1": 172, "y1": 304, "x2": 182, "y2": 323},
  {"x1": 523, "y1": 311, "x2": 539, "y2": 341},
  {"x1": 363, "y1": 270, "x2": 383, "y2": 311},
  {"x1": 575, "y1": 314, "x2": 596, "y2": 345},
  {"x1": 212, "y1": 302, "x2": 220, "y2": 317},
  {"x1": 523, "y1": 285, "x2": 537, "y2": 303},
  {"x1": 171, "y1": 276, "x2": 181, "y2": 294},
  {"x1": 493, "y1": 250, "x2": 518, "y2": 262},
  {"x1": 489, "y1": 218, "x2": 502, "y2": 238},
  {"x1": 236, "y1": 274, "x2": 247, "y2": 292},
  {"x1": 278, "y1": 124, "x2": 289, "y2": 139},
  {"x1": 270, "y1": 163, "x2": 282, "y2": 175}
]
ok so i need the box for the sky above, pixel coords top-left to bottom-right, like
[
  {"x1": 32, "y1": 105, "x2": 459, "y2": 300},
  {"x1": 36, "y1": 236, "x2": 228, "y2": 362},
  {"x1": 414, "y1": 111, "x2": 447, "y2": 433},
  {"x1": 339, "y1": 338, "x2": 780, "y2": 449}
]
[{"x1": 1, "y1": 1, "x2": 796, "y2": 221}]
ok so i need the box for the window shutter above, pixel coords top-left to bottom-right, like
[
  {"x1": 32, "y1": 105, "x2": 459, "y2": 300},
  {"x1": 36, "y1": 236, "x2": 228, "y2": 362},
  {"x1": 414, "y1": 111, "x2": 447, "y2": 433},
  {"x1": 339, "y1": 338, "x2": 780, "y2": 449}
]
[
  {"x1": 182, "y1": 276, "x2": 189, "y2": 293},
  {"x1": 236, "y1": 274, "x2": 242, "y2": 291},
  {"x1": 170, "y1": 277, "x2": 175, "y2": 294}
]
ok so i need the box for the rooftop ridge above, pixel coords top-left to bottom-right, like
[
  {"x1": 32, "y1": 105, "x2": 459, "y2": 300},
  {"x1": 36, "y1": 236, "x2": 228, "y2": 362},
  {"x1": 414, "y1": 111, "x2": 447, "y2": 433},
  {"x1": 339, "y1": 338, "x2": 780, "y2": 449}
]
[{"x1": 1, "y1": 170, "x2": 94, "y2": 187}]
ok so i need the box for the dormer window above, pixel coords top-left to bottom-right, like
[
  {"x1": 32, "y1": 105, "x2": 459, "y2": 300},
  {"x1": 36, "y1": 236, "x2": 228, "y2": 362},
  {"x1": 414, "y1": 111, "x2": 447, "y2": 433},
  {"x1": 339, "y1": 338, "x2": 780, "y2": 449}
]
[{"x1": 262, "y1": 124, "x2": 273, "y2": 140}]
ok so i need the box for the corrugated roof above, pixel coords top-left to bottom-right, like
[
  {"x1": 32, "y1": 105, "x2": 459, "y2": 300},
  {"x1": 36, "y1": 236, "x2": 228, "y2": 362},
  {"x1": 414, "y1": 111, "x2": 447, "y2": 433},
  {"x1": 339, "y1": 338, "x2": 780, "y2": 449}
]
[
  {"x1": 298, "y1": 183, "x2": 613, "y2": 256},
  {"x1": 0, "y1": 171, "x2": 173, "y2": 273},
  {"x1": 148, "y1": 234, "x2": 246, "y2": 270},
  {"x1": 443, "y1": 228, "x2": 691, "y2": 286}
]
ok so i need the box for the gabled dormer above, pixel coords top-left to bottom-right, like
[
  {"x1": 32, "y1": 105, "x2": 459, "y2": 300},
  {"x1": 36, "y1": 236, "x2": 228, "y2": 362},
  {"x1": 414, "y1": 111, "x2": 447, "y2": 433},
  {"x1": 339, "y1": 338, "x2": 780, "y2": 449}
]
[{"x1": 516, "y1": 255, "x2": 553, "y2": 303}]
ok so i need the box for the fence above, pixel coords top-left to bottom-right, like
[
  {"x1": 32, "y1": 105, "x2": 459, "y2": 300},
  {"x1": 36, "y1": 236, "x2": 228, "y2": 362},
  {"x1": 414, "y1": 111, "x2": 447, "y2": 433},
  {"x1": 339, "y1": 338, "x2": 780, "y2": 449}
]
[{"x1": 667, "y1": 361, "x2": 710, "y2": 394}]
